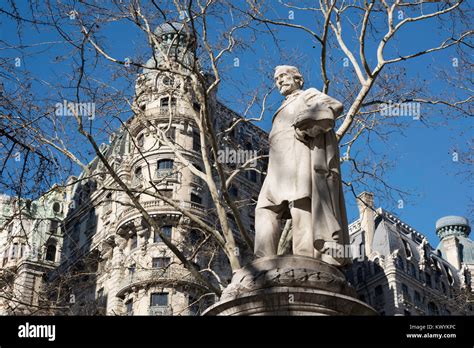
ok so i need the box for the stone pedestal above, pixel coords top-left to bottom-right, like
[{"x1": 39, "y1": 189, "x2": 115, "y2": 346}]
[{"x1": 203, "y1": 255, "x2": 377, "y2": 316}]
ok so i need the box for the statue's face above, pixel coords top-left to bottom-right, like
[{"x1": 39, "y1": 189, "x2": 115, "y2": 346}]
[{"x1": 274, "y1": 70, "x2": 301, "y2": 96}]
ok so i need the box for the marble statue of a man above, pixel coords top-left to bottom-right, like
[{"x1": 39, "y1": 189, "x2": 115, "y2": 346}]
[{"x1": 255, "y1": 65, "x2": 350, "y2": 267}]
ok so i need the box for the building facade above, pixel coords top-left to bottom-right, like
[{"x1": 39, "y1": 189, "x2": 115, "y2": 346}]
[
  {"x1": 347, "y1": 192, "x2": 473, "y2": 315},
  {"x1": 0, "y1": 189, "x2": 66, "y2": 314}
]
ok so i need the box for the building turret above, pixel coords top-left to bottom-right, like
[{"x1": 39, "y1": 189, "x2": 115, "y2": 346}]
[{"x1": 436, "y1": 216, "x2": 471, "y2": 270}]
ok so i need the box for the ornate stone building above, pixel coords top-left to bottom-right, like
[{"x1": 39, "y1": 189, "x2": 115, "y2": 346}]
[
  {"x1": 49, "y1": 21, "x2": 265, "y2": 316},
  {"x1": 347, "y1": 192, "x2": 473, "y2": 315},
  {"x1": 0, "y1": 189, "x2": 66, "y2": 314}
]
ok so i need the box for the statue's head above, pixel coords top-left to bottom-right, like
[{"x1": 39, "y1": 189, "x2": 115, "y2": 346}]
[{"x1": 274, "y1": 65, "x2": 304, "y2": 96}]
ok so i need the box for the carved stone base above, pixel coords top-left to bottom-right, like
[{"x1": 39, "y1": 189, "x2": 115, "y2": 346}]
[{"x1": 203, "y1": 255, "x2": 377, "y2": 316}]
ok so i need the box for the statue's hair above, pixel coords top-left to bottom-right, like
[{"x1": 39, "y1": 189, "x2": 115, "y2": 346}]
[{"x1": 274, "y1": 65, "x2": 304, "y2": 88}]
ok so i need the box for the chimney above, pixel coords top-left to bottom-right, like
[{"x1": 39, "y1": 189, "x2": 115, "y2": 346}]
[{"x1": 357, "y1": 192, "x2": 375, "y2": 257}]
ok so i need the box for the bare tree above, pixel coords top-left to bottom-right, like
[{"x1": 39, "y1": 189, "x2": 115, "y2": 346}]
[{"x1": 0, "y1": 0, "x2": 471, "y2": 314}]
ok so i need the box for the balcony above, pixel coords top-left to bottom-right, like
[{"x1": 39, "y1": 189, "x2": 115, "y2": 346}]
[
  {"x1": 153, "y1": 169, "x2": 179, "y2": 183},
  {"x1": 117, "y1": 199, "x2": 206, "y2": 224},
  {"x1": 116, "y1": 267, "x2": 207, "y2": 297},
  {"x1": 148, "y1": 305, "x2": 173, "y2": 316}
]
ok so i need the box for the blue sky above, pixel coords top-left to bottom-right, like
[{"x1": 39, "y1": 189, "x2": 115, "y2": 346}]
[{"x1": 1, "y1": 1, "x2": 471, "y2": 247}]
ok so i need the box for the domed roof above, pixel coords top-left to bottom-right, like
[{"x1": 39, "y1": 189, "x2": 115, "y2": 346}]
[
  {"x1": 154, "y1": 22, "x2": 188, "y2": 36},
  {"x1": 436, "y1": 215, "x2": 471, "y2": 238}
]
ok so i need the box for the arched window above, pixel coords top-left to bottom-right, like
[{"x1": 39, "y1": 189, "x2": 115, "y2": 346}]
[
  {"x1": 46, "y1": 244, "x2": 56, "y2": 262},
  {"x1": 374, "y1": 258, "x2": 381, "y2": 274},
  {"x1": 443, "y1": 265, "x2": 454, "y2": 285},
  {"x1": 162, "y1": 76, "x2": 174, "y2": 86},
  {"x1": 401, "y1": 239, "x2": 412, "y2": 258}
]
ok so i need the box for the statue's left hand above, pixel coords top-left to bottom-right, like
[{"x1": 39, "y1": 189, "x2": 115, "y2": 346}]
[{"x1": 294, "y1": 119, "x2": 333, "y2": 142}]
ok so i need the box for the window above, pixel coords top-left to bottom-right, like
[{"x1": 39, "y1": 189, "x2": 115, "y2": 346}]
[
  {"x1": 128, "y1": 264, "x2": 136, "y2": 275},
  {"x1": 356, "y1": 268, "x2": 364, "y2": 283},
  {"x1": 161, "y1": 97, "x2": 169, "y2": 107},
  {"x1": 402, "y1": 284, "x2": 409, "y2": 298},
  {"x1": 374, "y1": 285, "x2": 383, "y2": 298},
  {"x1": 414, "y1": 291, "x2": 421, "y2": 306},
  {"x1": 165, "y1": 127, "x2": 176, "y2": 142},
  {"x1": 152, "y1": 257, "x2": 170, "y2": 269},
  {"x1": 52, "y1": 202, "x2": 61, "y2": 213},
  {"x1": 190, "y1": 193, "x2": 202, "y2": 205},
  {"x1": 404, "y1": 310, "x2": 411, "y2": 316},
  {"x1": 427, "y1": 302, "x2": 439, "y2": 315},
  {"x1": 192, "y1": 102, "x2": 201, "y2": 112},
  {"x1": 373, "y1": 258, "x2": 381, "y2": 274},
  {"x1": 7, "y1": 223, "x2": 13, "y2": 235},
  {"x1": 402, "y1": 239, "x2": 412, "y2": 258},
  {"x1": 87, "y1": 210, "x2": 96, "y2": 229},
  {"x1": 104, "y1": 193, "x2": 113, "y2": 213},
  {"x1": 409, "y1": 262, "x2": 417, "y2": 278},
  {"x1": 49, "y1": 220, "x2": 59, "y2": 234},
  {"x1": 189, "y1": 229, "x2": 201, "y2": 244},
  {"x1": 425, "y1": 272, "x2": 432, "y2": 288},
  {"x1": 137, "y1": 133, "x2": 145, "y2": 147},
  {"x1": 155, "y1": 226, "x2": 172, "y2": 243},
  {"x1": 161, "y1": 189, "x2": 173, "y2": 199},
  {"x1": 11, "y1": 243, "x2": 18, "y2": 259},
  {"x1": 193, "y1": 132, "x2": 201, "y2": 152},
  {"x1": 135, "y1": 166, "x2": 143, "y2": 178},
  {"x1": 188, "y1": 295, "x2": 201, "y2": 315},
  {"x1": 227, "y1": 213, "x2": 236, "y2": 224},
  {"x1": 397, "y1": 255, "x2": 405, "y2": 271},
  {"x1": 130, "y1": 235, "x2": 137, "y2": 249},
  {"x1": 158, "y1": 159, "x2": 174, "y2": 170},
  {"x1": 150, "y1": 292, "x2": 168, "y2": 307},
  {"x1": 247, "y1": 170, "x2": 257, "y2": 182},
  {"x1": 229, "y1": 185, "x2": 238, "y2": 197},
  {"x1": 125, "y1": 299, "x2": 133, "y2": 314},
  {"x1": 444, "y1": 265, "x2": 454, "y2": 285},
  {"x1": 45, "y1": 244, "x2": 56, "y2": 262},
  {"x1": 162, "y1": 76, "x2": 173, "y2": 86},
  {"x1": 160, "y1": 97, "x2": 176, "y2": 108}
]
